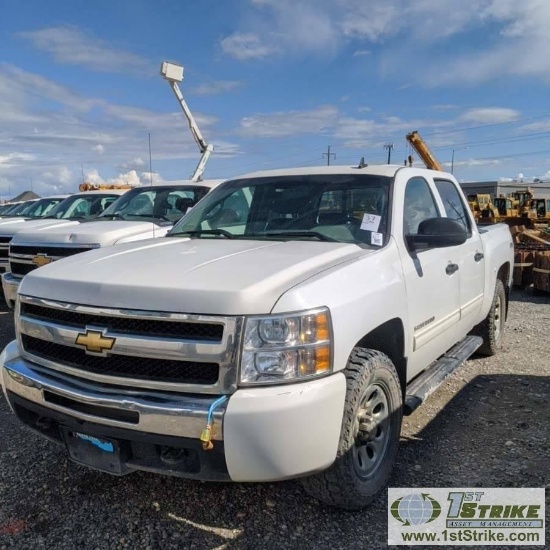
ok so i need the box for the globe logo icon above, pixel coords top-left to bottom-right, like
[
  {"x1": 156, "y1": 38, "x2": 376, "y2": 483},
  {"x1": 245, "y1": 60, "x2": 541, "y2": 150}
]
[{"x1": 391, "y1": 493, "x2": 441, "y2": 526}]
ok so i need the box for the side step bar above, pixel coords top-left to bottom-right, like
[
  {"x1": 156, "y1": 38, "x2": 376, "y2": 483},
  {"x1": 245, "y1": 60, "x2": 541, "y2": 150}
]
[{"x1": 404, "y1": 335, "x2": 483, "y2": 415}]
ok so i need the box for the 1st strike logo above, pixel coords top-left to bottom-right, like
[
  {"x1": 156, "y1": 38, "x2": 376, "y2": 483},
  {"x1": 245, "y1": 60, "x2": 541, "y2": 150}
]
[
  {"x1": 75, "y1": 329, "x2": 115, "y2": 355},
  {"x1": 32, "y1": 254, "x2": 53, "y2": 267}
]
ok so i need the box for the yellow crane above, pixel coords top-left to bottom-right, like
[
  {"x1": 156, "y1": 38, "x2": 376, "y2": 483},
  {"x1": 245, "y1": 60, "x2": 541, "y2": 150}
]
[{"x1": 405, "y1": 130, "x2": 444, "y2": 171}]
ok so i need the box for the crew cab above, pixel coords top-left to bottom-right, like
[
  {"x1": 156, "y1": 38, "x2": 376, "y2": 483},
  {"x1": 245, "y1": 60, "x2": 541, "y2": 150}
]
[
  {"x1": 0, "y1": 165, "x2": 513, "y2": 510},
  {"x1": 2, "y1": 180, "x2": 223, "y2": 308},
  {"x1": 0, "y1": 191, "x2": 125, "y2": 281}
]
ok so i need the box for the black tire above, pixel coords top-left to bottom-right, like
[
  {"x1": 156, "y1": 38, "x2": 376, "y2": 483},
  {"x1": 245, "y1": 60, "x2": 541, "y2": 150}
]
[
  {"x1": 301, "y1": 348, "x2": 403, "y2": 510},
  {"x1": 471, "y1": 279, "x2": 506, "y2": 356}
]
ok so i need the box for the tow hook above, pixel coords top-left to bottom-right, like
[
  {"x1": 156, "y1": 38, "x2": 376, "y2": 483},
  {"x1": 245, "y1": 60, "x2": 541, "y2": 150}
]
[{"x1": 200, "y1": 395, "x2": 228, "y2": 451}]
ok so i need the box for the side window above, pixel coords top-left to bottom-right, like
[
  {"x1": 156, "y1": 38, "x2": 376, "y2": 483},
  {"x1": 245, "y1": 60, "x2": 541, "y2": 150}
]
[
  {"x1": 434, "y1": 179, "x2": 471, "y2": 233},
  {"x1": 403, "y1": 177, "x2": 439, "y2": 235}
]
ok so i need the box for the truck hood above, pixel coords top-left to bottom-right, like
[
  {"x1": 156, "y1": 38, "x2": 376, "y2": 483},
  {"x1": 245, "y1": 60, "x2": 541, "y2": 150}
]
[
  {"x1": 12, "y1": 220, "x2": 166, "y2": 246},
  {"x1": 21, "y1": 238, "x2": 365, "y2": 315},
  {"x1": 0, "y1": 219, "x2": 79, "y2": 237},
  {"x1": 0, "y1": 218, "x2": 26, "y2": 226}
]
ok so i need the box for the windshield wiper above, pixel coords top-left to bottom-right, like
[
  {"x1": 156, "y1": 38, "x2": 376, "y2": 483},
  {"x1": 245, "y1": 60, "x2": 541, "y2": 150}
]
[
  {"x1": 262, "y1": 230, "x2": 339, "y2": 242},
  {"x1": 99, "y1": 213, "x2": 126, "y2": 220},
  {"x1": 169, "y1": 229, "x2": 236, "y2": 239}
]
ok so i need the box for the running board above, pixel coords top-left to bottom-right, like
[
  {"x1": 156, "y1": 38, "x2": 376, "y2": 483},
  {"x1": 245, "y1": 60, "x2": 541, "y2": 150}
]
[{"x1": 404, "y1": 335, "x2": 483, "y2": 415}]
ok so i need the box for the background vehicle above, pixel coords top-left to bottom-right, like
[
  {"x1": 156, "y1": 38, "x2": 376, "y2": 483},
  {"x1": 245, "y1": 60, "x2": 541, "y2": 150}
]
[
  {"x1": 2, "y1": 181, "x2": 223, "y2": 307},
  {"x1": 0, "y1": 190, "x2": 126, "y2": 278},
  {"x1": 0, "y1": 164, "x2": 513, "y2": 510}
]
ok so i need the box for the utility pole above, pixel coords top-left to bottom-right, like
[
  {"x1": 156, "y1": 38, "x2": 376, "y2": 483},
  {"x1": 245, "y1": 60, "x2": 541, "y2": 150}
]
[
  {"x1": 148, "y1": 133, "x2": 153, "y2": 186},
  {"x1": 323, "y1": 145, "x2": 336, "y2": 166},
  {"x1": 384, "y1": 143, "x2": 394, "y2": 164}
]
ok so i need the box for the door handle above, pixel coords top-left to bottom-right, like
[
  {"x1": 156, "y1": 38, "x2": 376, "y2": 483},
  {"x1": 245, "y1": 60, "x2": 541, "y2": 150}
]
[
  {"x1": 474, "y1": 252, "x2": 484, "y2": 262},
  {"x1": 446, "y1": 263, "x2": 459, "y2": 275}
]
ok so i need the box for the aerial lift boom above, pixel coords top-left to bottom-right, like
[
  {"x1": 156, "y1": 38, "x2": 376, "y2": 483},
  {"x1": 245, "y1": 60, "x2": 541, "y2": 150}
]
[
  {"x1": 160, "y1": 61, "x2": 214, "y2": 182},
  {"x1": 406, "y1": 131, "x2": 444, "y2": 171}
]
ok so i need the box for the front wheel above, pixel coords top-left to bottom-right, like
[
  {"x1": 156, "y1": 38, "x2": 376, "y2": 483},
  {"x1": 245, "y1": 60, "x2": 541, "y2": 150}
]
[{"x1": 301, "y1": 348, "x2": 403, "y2": 510}]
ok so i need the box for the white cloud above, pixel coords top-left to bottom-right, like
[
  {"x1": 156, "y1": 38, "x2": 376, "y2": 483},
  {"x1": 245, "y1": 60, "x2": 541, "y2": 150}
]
[
  {"x1": 191, "y1": 81, "x2": 243, "y2": 96},
  {"x1": 92, "y1": 144, "x2": 105, "y2": 154},
  {"x1": 221, "y1": 33, "x2": 278, "y2": 60},
  {"x1": 222, "y1": 0, "x2": 550, "y2": 86},
  {"x1": 353, "y1": 50, "x2": 371, "y2": 57},
  {"x1": 460, "y1": 108, "x2": 520, "y2": 124},
  {"x1": 0, "y1": 152, "x2": 36, "y2": 167},
  {"x1": 18, "y1": 26, "x2": 152, "y2": 75},
  {"x1": 239, "y1": 105, "x2": 339, "y2": 138}
]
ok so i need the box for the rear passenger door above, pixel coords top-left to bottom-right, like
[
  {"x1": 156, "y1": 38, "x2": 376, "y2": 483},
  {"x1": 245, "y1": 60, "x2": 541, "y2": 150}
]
[{"x1": 434, "y1": 179, "x2": 485, "y2": 335}]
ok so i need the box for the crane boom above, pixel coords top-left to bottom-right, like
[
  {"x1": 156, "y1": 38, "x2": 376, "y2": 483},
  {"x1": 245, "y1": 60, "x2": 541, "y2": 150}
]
[
  {"x1": 160, "y1": 62, "x2": 214, "y2": 182},
  {"x1": 406, "y1": 131, "x2": 443, "y2": 171}
]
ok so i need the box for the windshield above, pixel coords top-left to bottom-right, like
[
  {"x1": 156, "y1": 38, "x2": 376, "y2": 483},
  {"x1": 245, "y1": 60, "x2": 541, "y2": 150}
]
[
  {"x1": 168, "y1": 174, "x2": 391, "y2": 246},
  {"x1": 2, "y1": 201, "x2": 37, "y2": 217},
  {"x1": 46, "y1": 193, "x2": 121, "y2": 220},
  {"x1": 15, "y1": 197, "x2": 66, "y2": 218},
  {"x1": 98, "y1": 185, "x2": 210, "y2": 223}
]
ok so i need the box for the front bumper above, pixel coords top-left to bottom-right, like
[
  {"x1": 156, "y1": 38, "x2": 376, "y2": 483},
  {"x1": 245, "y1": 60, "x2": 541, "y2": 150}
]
[
  {"x1": 1, "y1": 271, "x2": 20, "y2": 309},
  {"x1": 1, "y1": 341, "x2": 346, "y2": 482}
]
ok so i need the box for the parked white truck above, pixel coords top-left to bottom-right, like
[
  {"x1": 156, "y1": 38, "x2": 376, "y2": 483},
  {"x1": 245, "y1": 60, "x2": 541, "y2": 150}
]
[
  {"x1": 0, "y1": 191, "x2": 125, "y2": 277},
  {"x1": 0, "y1": 164, "x2": 513, "y2": 509},
  {"x1": 2, "y1": 180, "x2": 223, "y2": 308}
]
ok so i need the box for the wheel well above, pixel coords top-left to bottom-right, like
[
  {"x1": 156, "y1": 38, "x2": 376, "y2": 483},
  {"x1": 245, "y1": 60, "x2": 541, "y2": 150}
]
[
  {"x1": 355, "y1": 318, "x2": 407, "y2": 396},
  {"x1": 497, "y1": 262, "x2": 511, "y2": 319}
]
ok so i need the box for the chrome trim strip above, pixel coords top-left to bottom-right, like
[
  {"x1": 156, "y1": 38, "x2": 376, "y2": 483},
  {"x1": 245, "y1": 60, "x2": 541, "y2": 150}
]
[
  {"x1": 10, "y1": 242, "x2": 101, "y2": 249},
  {"x1": 18, "y1": 295, "x2": 243, "y2": 395},
  {"x1": 2, "y1": 357, "x2": 225, "y2": 439}
]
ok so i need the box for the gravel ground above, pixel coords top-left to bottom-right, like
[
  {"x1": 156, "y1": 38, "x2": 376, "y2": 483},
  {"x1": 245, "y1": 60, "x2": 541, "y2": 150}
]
[{"x1": 0, "y1": 289, "x2": 548, "y2": 549}]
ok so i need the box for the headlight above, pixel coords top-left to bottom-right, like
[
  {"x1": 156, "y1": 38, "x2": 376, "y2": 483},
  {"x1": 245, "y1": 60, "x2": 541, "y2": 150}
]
[{"x1": 240, "y1": 308, "x2": 332, "y2": 385}]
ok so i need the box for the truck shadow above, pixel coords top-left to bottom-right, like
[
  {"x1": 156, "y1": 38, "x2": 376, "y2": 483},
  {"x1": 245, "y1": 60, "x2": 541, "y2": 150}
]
[{"x1": 2, "y1": 373, "x2": 548, "y2": 549}]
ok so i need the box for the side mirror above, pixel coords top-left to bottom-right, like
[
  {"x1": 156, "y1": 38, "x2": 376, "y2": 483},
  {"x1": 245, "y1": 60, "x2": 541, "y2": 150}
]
[{"x1": 406, "y1": 217, "x2": 468, "y2": 250}]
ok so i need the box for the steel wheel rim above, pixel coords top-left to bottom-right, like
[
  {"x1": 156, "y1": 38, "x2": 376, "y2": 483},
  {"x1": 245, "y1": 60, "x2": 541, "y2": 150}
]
[
  {"x1": 352, "y1": 383, "x2": 391, "y2": 479},
  {"x1": 494, "y1": 293, "x2": 503, "y2": 341}
]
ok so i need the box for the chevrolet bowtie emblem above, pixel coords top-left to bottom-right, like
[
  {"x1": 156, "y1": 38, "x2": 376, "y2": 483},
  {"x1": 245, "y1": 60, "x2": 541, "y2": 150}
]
[
  {"x1": 75, "y1": 329, "x2": 115, "y2": 355},
  {"x1": 32, "y1": 254, "x2": 53, "y2": 267}
]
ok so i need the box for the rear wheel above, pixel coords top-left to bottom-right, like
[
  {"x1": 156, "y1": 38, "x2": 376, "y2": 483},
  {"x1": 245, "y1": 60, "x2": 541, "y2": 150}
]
[
  {"x1": 471, "y1": 279, "x2": 506, "y2": 356},
  {"x1": 301, "y1": 348, "x2": 402, "y2": 510}
]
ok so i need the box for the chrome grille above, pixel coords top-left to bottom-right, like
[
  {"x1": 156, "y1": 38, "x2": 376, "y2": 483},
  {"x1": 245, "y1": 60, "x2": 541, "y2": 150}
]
[
  {"x1": 0, "y1": 236, "x2": 10, "y2": 260},
  {"x1": 22, "y1": 335, "x2": 219, "y2": 384},
  {"x1": 17, "y1": 296, "x2": 243, "y2": 394},
  {"x1": 20, "y1": 302, "x2": 224, "y2": 341},
  {"x1": 9, "y1": 244, "x2": 98, "y2": 277}
]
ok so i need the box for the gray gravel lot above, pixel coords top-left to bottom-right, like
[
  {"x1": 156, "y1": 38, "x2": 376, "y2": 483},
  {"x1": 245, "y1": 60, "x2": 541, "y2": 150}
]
[{"x1": 0, "y1": 290, "x2": 548, "y2": 549}]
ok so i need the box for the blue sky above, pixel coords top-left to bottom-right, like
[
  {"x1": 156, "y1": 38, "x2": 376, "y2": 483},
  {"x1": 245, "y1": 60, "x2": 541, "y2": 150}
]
[{"x1": 2, "y1": 0, "x2": 550, "y2": 199}]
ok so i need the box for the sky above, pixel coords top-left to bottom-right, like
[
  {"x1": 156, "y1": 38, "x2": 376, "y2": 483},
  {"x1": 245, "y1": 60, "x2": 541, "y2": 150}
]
[{"x1": 2, "y1": 0, "x2": 550, "y2": 199}]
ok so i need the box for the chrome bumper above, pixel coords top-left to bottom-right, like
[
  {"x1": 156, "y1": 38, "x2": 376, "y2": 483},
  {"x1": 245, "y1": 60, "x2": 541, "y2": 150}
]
[
  {"x1": 1, "y1": 353, "x2": 226, "y2": 440},
  {"x1": 1, "y1": 271, "x2": 19, "y2": 309}
]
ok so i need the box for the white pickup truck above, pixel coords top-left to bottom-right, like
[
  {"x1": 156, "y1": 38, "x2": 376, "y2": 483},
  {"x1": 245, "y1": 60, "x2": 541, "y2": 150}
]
[
  {"x1": 0, "y1": 192, "x2": 124, "y2": 277},
  {"x1": 0, "y1": 165, "x2": 514, "y2": 509},
  {"x1": 2, "y1": 181, "x2": 223, "y2": 308}
]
